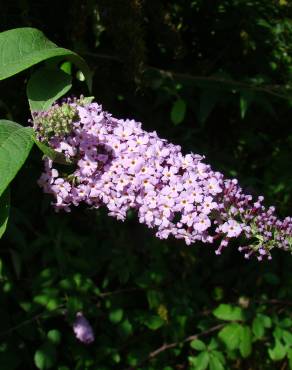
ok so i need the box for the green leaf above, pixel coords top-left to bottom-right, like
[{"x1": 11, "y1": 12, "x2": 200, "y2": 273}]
[
  {"x1": 147, "y1": 289, "x2": 162, "y2": 309},
  {"x1": 261, "y1": 314, "x2": 272, "y2": 328},
  {"x1": 0, "y1": 187, "x2": 10, "y2": 238},
  {"x1": 190, "y1": 339, "x2": 206, "y2": 351},
  {"x1": 213, "y1": 304, "x2": 244, "y2": 321},
  {"x1": 239, "y1": 90, "x2": 254, "y2": 119},
  {"x1": 109, "y1": 308, "x2": 124, "y2": 324},
  {"x1": 0, "y1": 28, "x2": 92, "y2": 90},
  {"x1": 10, "y1": 249, "x2": 21, "y2": 278},
  {"x1": 27, "y1": 67, "x2": 72, "y2": 112},
  {"x1": 283, "y1": 330, "x2": 292, "y2": 346},
  {"x1": 252, "y1": 314, "x2": 271, "y2": 339},
  {"x1": 209, "y1": 354, "x2": 225, "y2": 370},
  {"x1": 287, "y1": 348, "x2": 292, "y2": 370},
  {"x1": 47, "y1": 330, "x2": 61, "y2": 345},
  {"x1": 263, "y1": 273, "x2": 280, "y2": 285},
  {"x1": 279, "y1": 318, "x2": 292, "y2": 328},
  {"x1": 66, "y1": 296, "x2": 83, "y2": 317},
  {"x1": 239, "y1": 326, "x2": 252, "y2": 358},
  {"x1": 193, "y1": 351, "x2": 209, "y2": 370},
  {"x1": 268, "y1": 339, "x2": 287, "y2": 361},
  {"x1": 170, "y1": 99, "x2": 186, "y2": 125},
  {"x1": 208, "y1": 338, "x2": 219, "y2": 351},
  {"x1": 211, "y1": 350, "x2": 225, "y2": 364},
  {"x1": 252, "y1": 317, "x2": 264, "y2": 339},
  {"x1": 60, "y1": 61, "x2": 72, "y2": 75},
  {"x1": 273, "y1": 327, "x2": 284, "y2": 341},
  {"x1": 34, "y1": 294, "x2": 60, "y2": 311},
  {"x1": 82, "y1": 96, "x2": 95, "y2": 105},
  {"x1": 34, "y1": 342, "x2": 57, "y2": 369},
  {"x1": 218, "y1": 323, "x2": 242, "y2": 350},
  {"x1": 198, "y1": 90, "x2": 220, "y2": 124},
  {"x1": 118, "y1": 319, "x2": 133, "y2": 337},
  {"x1": 0, "y1": 120, "x2": 34, "y2": 197},
  {"x1": 144, "y1": 315, "x2": 164, "y2": 330},
  {"x1": 33, "y1": 137, "x2": 74, "y2": 165}
]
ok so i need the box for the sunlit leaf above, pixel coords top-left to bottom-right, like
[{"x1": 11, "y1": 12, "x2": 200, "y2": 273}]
[
  {"x1": 0, "y1": 120, "x2": 34, "y2": 197},
  {"x1": 0, "y1": 28, "x2": 92, "y2": 90}
]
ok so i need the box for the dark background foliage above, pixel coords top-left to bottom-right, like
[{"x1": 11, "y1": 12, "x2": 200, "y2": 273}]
[{"x1": 0, "y1": 1, "x2": 292, "y2": 369}]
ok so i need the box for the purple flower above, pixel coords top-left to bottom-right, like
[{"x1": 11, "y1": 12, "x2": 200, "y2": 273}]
[
  {"x1": 34, "y1": 97, "x2": 292, "y2": 260},
  {"x1": 220, "y1": 220, "x2": 242, "y2": 238},
  {"x1": 73, "y1": 312, "x2": 95, "y2": 344}
]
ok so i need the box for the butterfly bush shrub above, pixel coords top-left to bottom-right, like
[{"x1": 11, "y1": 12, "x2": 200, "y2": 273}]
[{"x1": 33, "y1": 98, "x2": 292, "y2": 260}]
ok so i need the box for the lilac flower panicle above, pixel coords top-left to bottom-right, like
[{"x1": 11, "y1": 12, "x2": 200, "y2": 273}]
[
  {"x1": 73, "y1": 312, "x2": 95, "y2": 344},
  {"x1": 34, "y1": 97, "x2": 292, "y2": 260}
]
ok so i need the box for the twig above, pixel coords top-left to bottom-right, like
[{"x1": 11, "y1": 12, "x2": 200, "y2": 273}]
[
  {"x1": 148, "y1": 67, "x2": 289, "y2": 100},
  {"x1": 98, "y1": 287, "x2": 142, "y2": 297},
  {"x1": 81, "y1": 51, "x2": 291, "y2": 100},
  {"x1": 149, "y1": 323, "x2": 225, "y2": 359},
  {"x1": 254, "y1": 299, "x2": 292, "y2": 306},
  {"x1": 0, "y1": 305, "x2": 64, "y2": 338},
  {"x1": 127, "y1": 323, "x2": 225, "y2": 370}
]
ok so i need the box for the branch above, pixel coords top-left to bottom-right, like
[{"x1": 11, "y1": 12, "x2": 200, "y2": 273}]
[
  {"x1": 0, "y1": 305, "x2": 64, "y2": 338},
  {"x1": 82, "y1": 51, "x2": 291, "y2": 100},
  {"x1": 255, "y1": 299, "x2": 292, "y2": 306},
  {"x1": 98, "y1": 287, "x2": 142, "y2": 297},
  {"x1": 148, "y1": 67, "x2": 289, "y2": 100},
  {"x1": 127, "y1": 323, "x2": 225, "y2": 370},
  {"x1": 149, "y1": 323, "x2": 225, "y2": 359}
]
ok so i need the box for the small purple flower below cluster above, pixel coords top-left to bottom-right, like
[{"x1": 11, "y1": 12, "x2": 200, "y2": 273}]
[
  {"x1": 34, "y1": 98, "x2": 292, "y2": 260},
  {"x1": 73, "y1": 312, "x2": 95, "y2": 344}
]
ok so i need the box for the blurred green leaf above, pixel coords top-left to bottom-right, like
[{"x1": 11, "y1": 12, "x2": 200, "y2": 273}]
[
  {"x1": 252, "y1": 316, "x2": 265, "y2": 339},
  {"x1": 190, "y1": 339, "x2": 206, "y2": 351},
  {"x1": 209, "y1": 353, "x2": 225, "y2": 370},
  {"x1": 47, "y1": 330, "x2": 61, "y2": 345},
  {"x1": 198, "y1": 90, "x2": 220, "y2": 124},
  {"x1": 239, "y1": 90, "x2": 254, "y2": 119},
  {"x1": 283, "y1": 330, "x2": 292, "y2": 346},
  {"x1": 268, "y1": 339, "x2": 287, "y2": 361},
  {"x1": 213, "y1": 304, "x2": 244, "y2": 321},
  {"x1": 193, "y1": 351, "x2": 209, "y2": 370},
  {"x1": 252, "y1": 314, "x2": 272, "y2": 339},
  {"x1": 239, "y1": 326, "x2": 252, "y2": 358},
  {"x1": 118, "y1": 319, "x2": 133, "y2": 337},
  {"x1": 147, "y1": 290, "x2": 162, "y2": 309},
  {"x1": 218, "y1": 323, "x2": 242, "y2": 350},
  {"x1": 287, "y1": 348, "x2": 292, "y2": 369},
  {"x1": 109, "y1": 309, "x2": 124, "y2": 324},
  {"x1": 144, "y1": 315, "x2": 164, "y2": 330},
  {"x1": 170, "y1": 99, "x2": 186, "y2": 125},
  {"x1": 34, "y1": 343, "x2": 57, "y2": 369},
  {"x1": 9, "y1": 249, "x2": 21, "y2": 279}
]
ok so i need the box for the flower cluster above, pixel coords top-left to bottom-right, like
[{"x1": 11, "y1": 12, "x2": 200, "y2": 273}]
[
  {"x1": 73, "y1": 312, "x2": 95, "y2": 344},
  {"x1": 34, "y1": 98, "x2": 292, "y2": 260}
]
